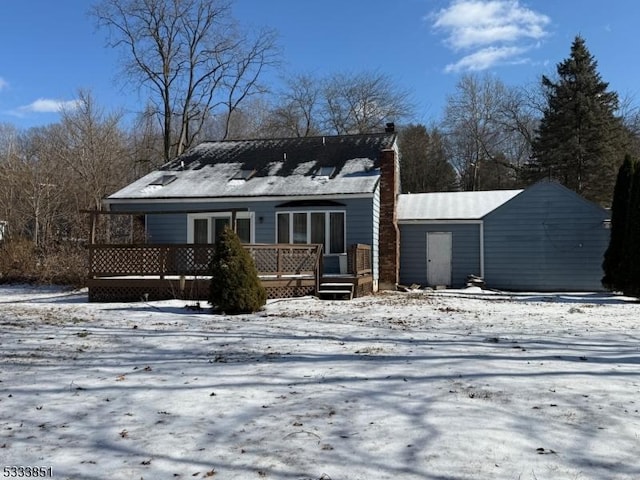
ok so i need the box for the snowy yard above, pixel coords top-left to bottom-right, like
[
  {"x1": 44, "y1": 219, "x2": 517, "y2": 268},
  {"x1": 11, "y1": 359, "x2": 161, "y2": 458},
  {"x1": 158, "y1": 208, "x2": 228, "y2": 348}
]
[{"x1": 1, "y1": 285, "x2": 639, "y2": 480}]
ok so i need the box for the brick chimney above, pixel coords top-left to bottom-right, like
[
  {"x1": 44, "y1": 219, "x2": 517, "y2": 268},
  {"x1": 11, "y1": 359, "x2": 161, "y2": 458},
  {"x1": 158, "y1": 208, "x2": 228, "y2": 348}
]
[{"x1": 378, "y1": 146, "x2": 399, "y2": 289}]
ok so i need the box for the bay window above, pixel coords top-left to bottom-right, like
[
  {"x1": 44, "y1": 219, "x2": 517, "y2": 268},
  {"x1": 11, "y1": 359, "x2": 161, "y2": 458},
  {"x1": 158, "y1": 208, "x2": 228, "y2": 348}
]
[
  {"x1": 292, "y1": 213, "x2": 307, "y2": 243},
  {"x1": 277, "y1": 213, "x2": 290, "y2": 243}
]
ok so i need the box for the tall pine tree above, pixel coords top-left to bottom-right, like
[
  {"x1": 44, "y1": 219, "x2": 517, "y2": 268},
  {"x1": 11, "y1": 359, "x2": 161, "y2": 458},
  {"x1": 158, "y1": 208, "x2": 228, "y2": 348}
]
[{"x1": 529, "y1": 36, "x2": 626, "y2": 205}]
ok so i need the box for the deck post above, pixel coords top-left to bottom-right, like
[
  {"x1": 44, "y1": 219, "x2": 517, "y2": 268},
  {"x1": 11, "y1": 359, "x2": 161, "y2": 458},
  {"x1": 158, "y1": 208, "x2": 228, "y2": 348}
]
[
  {"x1": 316, "y1": 245, "x2": 323, "y2": 294},
  {"x1": 159, "y1": 246, "x2": 166, "y2": 280},
  {"x1": 180, "y1": 275, "x2": 186, "y2": 297},
  {"x1": 277, "y1": 247, "x2": 282, "y2": 278},
  {"x1": 89, "y1": 211, "x2": 97, "y2": 245}
]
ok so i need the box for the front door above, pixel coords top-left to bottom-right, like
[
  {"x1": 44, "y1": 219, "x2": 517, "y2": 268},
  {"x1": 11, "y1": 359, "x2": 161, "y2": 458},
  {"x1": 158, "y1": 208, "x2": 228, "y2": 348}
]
[{"x1": 426, "y1": 232, "x2": 452, "y2": 287}]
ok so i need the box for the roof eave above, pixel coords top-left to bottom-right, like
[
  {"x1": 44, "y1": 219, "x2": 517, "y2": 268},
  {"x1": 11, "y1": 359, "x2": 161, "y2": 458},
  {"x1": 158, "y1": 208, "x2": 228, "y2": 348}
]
[{"x1": 104, "y1": 191, "x2": 377, "y2": 207}]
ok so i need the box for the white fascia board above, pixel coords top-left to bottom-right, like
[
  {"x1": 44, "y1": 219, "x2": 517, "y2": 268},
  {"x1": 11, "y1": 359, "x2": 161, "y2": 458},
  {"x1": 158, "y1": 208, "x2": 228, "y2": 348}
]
[
  {"x1": 105, "y1": 192, "x2": 375, "y2": 207},
  {"x1": 397, "y1": 219, "x2": 483, "y2": 225}
]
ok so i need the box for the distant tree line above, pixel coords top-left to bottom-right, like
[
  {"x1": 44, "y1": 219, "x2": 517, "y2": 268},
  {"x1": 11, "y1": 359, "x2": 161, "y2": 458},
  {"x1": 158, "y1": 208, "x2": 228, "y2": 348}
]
[{"x1": 1, "y1": 0, "x2": 639, "y2": 286}]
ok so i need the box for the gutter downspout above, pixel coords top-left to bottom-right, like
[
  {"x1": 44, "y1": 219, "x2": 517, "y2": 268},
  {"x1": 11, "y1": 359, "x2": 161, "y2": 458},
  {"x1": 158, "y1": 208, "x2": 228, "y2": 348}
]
[{"x1": 479, "y1": 221, "x2": 485, "y2": 279}]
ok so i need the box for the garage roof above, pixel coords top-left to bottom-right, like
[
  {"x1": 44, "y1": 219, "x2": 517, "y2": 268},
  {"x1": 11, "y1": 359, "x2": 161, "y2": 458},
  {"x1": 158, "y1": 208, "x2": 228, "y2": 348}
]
[{"x1": 397, "y1": 190, "x2": 523, "y2": 221}]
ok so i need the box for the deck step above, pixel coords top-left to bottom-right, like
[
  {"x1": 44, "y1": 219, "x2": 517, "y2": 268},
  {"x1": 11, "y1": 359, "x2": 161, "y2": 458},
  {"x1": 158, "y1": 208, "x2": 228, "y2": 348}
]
[{"x1": 317, "y1": 282, "x2": 354, "y2": 300}]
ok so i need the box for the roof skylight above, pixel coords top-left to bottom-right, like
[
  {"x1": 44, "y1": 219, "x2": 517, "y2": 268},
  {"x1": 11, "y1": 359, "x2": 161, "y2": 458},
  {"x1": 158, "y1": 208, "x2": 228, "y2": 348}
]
[
  {"x1": 149, "y1": 174, "x2": 177, "y2": 186},
  {"x1": 314, "y1": 166, "x2": 336, "y2": 178},
  {"x1": 230, "y1": 168, "x2": 256, "y2": 181}
]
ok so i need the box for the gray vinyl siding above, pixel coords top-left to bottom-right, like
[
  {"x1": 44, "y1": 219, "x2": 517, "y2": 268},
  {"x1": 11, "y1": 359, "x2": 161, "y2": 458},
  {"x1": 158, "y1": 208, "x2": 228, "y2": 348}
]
[
  {"x1": 110, "y1": 202, "x2": 274, "y2": 243},
  {"x1": 483, "y1": 182, "x2": 609, "y2": 291},
  {"x1": 399, "y1": 223, "x2": 481, "y2": 287},
  {"x1": 146, "y1": 214, "x2": 186, "y2": 243},
  {"x1": 109, "y1": 196, "x2": 377, "y2": 275}
]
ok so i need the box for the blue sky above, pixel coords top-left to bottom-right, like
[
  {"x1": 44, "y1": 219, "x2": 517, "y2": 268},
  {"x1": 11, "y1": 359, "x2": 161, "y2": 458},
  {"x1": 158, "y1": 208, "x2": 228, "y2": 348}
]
[{"x1": 0, "y1": 0, "x2": 638, "y2": 130}]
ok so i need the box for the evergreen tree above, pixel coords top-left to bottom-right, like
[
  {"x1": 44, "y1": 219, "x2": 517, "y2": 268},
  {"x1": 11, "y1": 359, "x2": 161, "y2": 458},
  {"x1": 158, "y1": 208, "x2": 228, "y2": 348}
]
[
  {"x1": 623, "y1": 164, "x2": 640, "y2": 297},
  {"x1": 602, "y1": 155, "x2": 635, "y2": 291},
  {"x1": 399, "y1": 124, "x2": 457, "y2": 193},
  {"x1": 209, "y1": 226, "x2": 267, "y2": 314},
  {"x1": 529, "y1": 36, "x2": 626, "y2": 205}
]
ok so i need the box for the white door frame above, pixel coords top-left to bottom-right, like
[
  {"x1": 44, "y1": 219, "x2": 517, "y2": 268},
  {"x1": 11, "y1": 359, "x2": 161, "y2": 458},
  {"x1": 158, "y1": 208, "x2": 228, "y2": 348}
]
[{"x1": 187, "y1": 212, "x2": 255, "y2": 243}]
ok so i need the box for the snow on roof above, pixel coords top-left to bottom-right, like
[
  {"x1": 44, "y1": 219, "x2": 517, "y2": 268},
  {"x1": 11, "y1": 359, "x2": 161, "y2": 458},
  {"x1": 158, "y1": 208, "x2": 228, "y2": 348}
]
[
  {"x1": 397, "y1": 189, "x2": 523, "y2": 221},
  {"x1": 108, "y1": 133, "x2": 395, "y2": 202}
]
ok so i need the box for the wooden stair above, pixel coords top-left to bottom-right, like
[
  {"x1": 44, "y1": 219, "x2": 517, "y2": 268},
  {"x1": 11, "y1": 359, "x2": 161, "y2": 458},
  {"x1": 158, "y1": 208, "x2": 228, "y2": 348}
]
[{"x1": 316, "y1": 282, "x2": 354, "y2": 300}]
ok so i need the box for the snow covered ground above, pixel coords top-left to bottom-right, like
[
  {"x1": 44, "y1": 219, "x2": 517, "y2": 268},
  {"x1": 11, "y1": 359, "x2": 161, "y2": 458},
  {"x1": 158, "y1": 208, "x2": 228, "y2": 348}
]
[{"x1": 1, "y1": 285, "x2": 639, "y2": 480}]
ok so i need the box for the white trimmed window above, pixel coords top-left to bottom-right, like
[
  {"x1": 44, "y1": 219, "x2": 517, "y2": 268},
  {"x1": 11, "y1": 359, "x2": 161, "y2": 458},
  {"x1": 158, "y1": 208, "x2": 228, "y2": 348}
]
[
  {"x1": 188, "y1": 212, "x2": 254, "y2": 244},
  {"x1": 276, "y1": 211, "x2": 345, "y2": 254}
]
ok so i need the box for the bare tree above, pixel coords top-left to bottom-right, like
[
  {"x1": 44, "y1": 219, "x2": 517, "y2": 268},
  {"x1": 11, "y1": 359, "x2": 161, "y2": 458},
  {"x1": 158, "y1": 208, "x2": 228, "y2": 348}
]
[
  {"x1": 130, "y1": 102, "x2": 166, "y2": 173},
  {"x1": 206, "y1": 97, "x2": 275, "y2": 139},
  {"x1": 265, "y1": 73, "x2": 323, "y2": 137},
  {"x1": 442, "y1": 73, "x2": 537, "y2": 190},
  {"x1": 260, "y1": 70, "x2": 413, "y2": 137},
  {"x1": 0, "y1": 123, "x2": 19, "y2": 159},
  {"x1": 1, "y1": 91, "x2": 128, "y2": 245},
  {"x1": 0, "y1": 129, "x2": 24, "y2": 242},
  {"x1": 0, "y1": 93, "x2": 133, "y2": 283},
  {"x1": 0, "y1": 124, "x2": 19, "y2": 238},
  {"x1": 0, "y1": 127, "x2": 68, "y2": 248},
  {"x1": 52, "y1": 90, "x2": 130, "y2": 213},
  {"x1": 618, "y1": 92, "x2": 640, "y2": 158},
  {"x1": 491, "y1": 85, "x2": 539, "y2": 185},
  {"x1": 92, "y1": 0, "x2": 279, "y2": 161},
  {"x1": 321, "y1": 71, "x2": 414, "y2": 135}
]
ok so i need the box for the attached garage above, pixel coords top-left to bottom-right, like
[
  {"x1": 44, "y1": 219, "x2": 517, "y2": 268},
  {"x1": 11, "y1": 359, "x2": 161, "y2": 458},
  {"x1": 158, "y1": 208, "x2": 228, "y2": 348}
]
[{"x1": 398, "y1": 181, "x2": 610, "y2": 291}]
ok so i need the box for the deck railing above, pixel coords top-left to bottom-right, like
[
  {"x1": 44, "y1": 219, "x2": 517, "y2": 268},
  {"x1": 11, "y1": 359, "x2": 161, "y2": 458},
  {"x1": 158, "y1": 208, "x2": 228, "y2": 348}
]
[
  {"x1": 348, "y1": 243, "x2": 372, "y2": 276},
  {"x1": 87, "y1": 242, "x2": 371, "y2": 301},
  {"x1": 88, "y1": 243, "x2": 323, "y2": 280}
]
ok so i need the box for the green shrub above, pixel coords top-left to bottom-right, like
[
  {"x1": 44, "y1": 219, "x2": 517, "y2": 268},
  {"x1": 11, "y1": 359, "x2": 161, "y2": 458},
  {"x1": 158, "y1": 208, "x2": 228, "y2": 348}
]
[{"x1": 208, "y1": 226, "x2": 266, "y2": 314}]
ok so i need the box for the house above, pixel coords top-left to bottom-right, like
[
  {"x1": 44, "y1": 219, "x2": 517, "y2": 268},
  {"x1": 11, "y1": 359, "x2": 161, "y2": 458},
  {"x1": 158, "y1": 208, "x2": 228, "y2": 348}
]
[
  {"x1": 91, "y1": 130, "x2": 401, "y2": 301},
  {"x1": 92, "y1": 130, "x2": 610, "y2": 301},
  {"x1": 397, "y1": 181, "x2": 610, "y2": 291}
]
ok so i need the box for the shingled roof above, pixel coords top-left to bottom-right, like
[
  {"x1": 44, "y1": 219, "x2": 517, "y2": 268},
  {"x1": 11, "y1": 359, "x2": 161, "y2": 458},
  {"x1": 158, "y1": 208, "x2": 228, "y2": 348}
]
[{"x1": 108, "y1": 132, "x2": 397, "y2": 202}]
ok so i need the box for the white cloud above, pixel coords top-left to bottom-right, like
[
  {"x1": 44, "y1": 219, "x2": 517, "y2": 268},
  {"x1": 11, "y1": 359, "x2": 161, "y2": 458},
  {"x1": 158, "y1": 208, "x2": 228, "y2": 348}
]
[
  {"x1": 431, "y1": 0, "x2": 550, "y2": 72},
  {"x1": 3, "y1": 97, "x2": 82, "y2": 119},
  {"x1": 444, "y1": 45, "x2": 526, "y2": 73},
  {"x1": 0, "y1": 77, "x2": 8, "y2": 91},
  {"x1": 19, "y1": 98, "x2": 82, "y2": 113}
]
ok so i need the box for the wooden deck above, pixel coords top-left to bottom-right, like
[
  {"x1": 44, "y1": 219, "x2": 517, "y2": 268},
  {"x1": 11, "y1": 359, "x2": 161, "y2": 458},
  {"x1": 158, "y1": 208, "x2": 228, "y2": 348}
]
[{"x1": 87, "y1": 243, "x2": 373, "y2": 302}]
